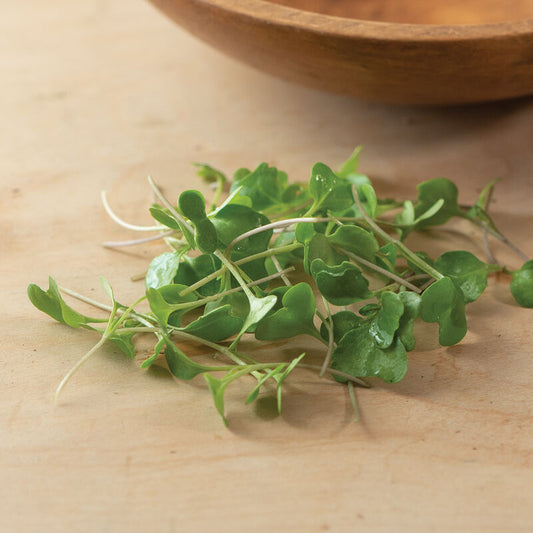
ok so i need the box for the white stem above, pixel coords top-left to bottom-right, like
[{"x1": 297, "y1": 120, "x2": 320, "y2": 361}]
[
  {"x1": 102, "y1": 230, "x2": 174, "y2": 248},
  {"x1": 270, "y1": 255, "x2": 292, "y2": 286},
  {"x1": 101, "y1": 191, "x2": 165, "y2": 232},
  {"x1": 54, "y1": 336, "x2": 106, "y2": 402}
]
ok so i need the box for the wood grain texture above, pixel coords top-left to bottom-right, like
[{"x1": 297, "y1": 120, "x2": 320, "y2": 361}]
[
  {"x1": 2, "y1": 1, "x2": 533, "y2": 532},
  {"x1": 269, "y1": 0, "x2": 533, "y2": 25},
  {"x1": 148, "y1": 0, "x2": 533, "y2": 104}
]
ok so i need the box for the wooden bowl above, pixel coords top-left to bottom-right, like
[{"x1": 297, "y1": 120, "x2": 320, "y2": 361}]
[{"x1": 148, "y1": 0, "x2": 533, "y2": 105}]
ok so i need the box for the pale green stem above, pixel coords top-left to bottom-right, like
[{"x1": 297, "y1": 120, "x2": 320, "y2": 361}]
[
  {"x1": 169, "y1": 267, "x2": 294, "y2": 313},
  {"x1": 337, "y1": 247, "x2": 423, "y2": 293},
  {"x1": 319, "y1": 298, "x2": 334, "y2": 377},
  {"x1": 54, "y1": 336, "x2": 108, "y2": 402},
  {"x1": 215, "y1": 251, "x2": 254, "y2": 299},
  {"x1": 54, "y1": 295, "x2": 147, "y2": 401},
  {"x1": 210, "y1": 175, "x2": 225, "y2": 211},
  {"x1": 270, "y1": 255, "x2": 292, "y2": 286},
  {"x1": 352, "y1": 185, "x2": 444, "y2": 281},
  {"x1": 461, "y1": 213, "x2": 530, "y2": 262},
  {"x1": 179, "y1": 242, "x2": 302, "y2": 297},
  {"x1": 58, "y1": 286, "x2": 154, "y2": 324}
]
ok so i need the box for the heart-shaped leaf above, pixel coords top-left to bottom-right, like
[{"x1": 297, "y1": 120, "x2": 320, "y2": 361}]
[
  {"x1": 255, "y1": 283, "x2": 319, "y2": 341},
  {"x1": 369, "y1": 291, "x2": 404, "y2": 349},
  {"x1": 319, "y1": 310, "x2": 364, "y2": 344},
  {"x1": 309, "y1": 162, "x2": 354, "y2": 212},
  {"x1": 304, "y1": 232, "x2": 347, "y2": 273},
  {"x1": 414, "y1": 178, "x2": 461, "y2": 228},
  {"x1": 228, "y1": 162, "x2": 285, "y2": 211},
  {"x1": 420, "y1": 277, "x2": 467, "y2": 346},
  {"x1": 434, "y1": 250, "x2": 489, "y2": 303},
  {"x1": 332, "y1": 324, "x2": 408, "y2": 383},
  {"x1": 327, "y1": 224, "x2": 379, "y2": 261},
  {"x1": 311, "y1": 258, "x2": 372, "y2": 306},
  {"x1": 397, "y1": 291, "x2": 422, "y2": 351}
]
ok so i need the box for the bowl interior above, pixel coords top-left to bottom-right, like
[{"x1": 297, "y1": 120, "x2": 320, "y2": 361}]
[{"x1": 267, "y1": 0, "x2": 533, "y2": 24}]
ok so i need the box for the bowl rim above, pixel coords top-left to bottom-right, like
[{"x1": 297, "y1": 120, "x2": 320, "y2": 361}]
[{"x1": 202, "y1": 0, "x2": 533, "y2": 41}]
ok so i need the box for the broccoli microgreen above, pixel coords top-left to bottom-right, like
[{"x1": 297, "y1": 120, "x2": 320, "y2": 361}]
[{"x1": 28, "y1": 149, "x2": 532, "y2": 425}]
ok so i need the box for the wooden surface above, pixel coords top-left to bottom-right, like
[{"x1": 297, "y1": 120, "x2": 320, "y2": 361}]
[
  {"x1": 2, "y1": 1, "x2": 533, "y2": 531},
  {"x1": 148, "y1": 0, "x2": 533, "y2": 105},
  {"x1": 270, "y1": 0, "x2": 533, "y2": 24}
]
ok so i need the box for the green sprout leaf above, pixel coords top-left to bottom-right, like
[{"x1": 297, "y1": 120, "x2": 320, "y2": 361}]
[
  {"x1": 327, "y1": 224, "x2": 379, "y2": 261},
  {"x1": 311, "y1": 258, "x2": 372, "y2": 306},
  {"x1": 146, "y1": 251, "x2": 183, "y2": 290},
  {"x1": 165, "y1": 339, "x2": 213, "y2": 380},
  {"x1": 397, "y1": 292, "x2": 422, "y2": 351},
  {"x1": 194, "y1": 163, "x2": 226, "y2": 185},
  {"x1": 147, "y1": 284, "x2": 198, "y2": 327},
  {"x1": 178, "y1": 190, "x2": 218, "y2": 253},
  {"x1": 337, "y1": 146, "x2": 362, "y2": 178},
  {"x1": 204, "y1": 373, "x2": 230, "y2": 426},
  {"x1": 29, "y1": 150, "x2": 530, "y2": 424},
  {"x1": 434, "y1": 250, "x2": 490, "y2": 303},
  {"x1": 420, "y1": 277, "x2": 467, "y2": 346},
  {"x1": 28, "y1": 277, "x2": 107, "y2": 328},
  {"x1": 413, "y1": 178, "x2": 461, "y2": 229},
  {"x1": 255, "y1": 283, "x2": 319, "y2": 341},
  {"x1": 369, "y1": 291, "x2": 404, "y2": 349},
  {"x1": 332, "y1": 324, "x2": 408, "y2": 383},
  {"x1": 174, "y1": 254, "x2": 221, "y2": 297},
  {"x1": 309, "y1": 162, "x2": 354, "y2": 213},
  {"x1": 320, "y1": 310, "x2": 365, "y2": 344},
  {"x1": 181, "y1": 305, "x2": 243, "y2": 343},
  {"x1": 510, "y1": 260, "x2": 533, "y2": 308},
  {"x1": 228, "y1": 162, "x2": 285, "y2": 211}
]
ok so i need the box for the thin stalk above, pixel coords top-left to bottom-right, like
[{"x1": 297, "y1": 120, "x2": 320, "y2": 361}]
[
  {"x1": 55, "y1": 295, "x2": 146, "y2": 401},
  {"x1": 54, "y1": 336, "x2": 108, "y2": 402},
  {"x1": 337, "y1": 247, "x2": 423, "y2": 293},
  {"x1": 352, "y1": 185, "x2": 444, "y2": 281},
  {"x1": 298, "y1": 364, "x2": 369, "y2": 387},
  {"x1": 462, "y1": 213, "x2": 529, "y2": 262},
  {"x1": 226, "y1": 217, "x2": 323, "y2": 252},
  {"x1": 319, "y1": 297, "x2": 334, "y2": 377},
  {"x1": 215, "y1": 251, "x2": 255, "y2": 300},
  {"x1": 102, "y1": 231, "x2": 174, "y2": 248},
  {"x1": 210, "y1": 175, "x2": 225, "y2": 211},
  {"x1": 270, "y1": 255, "x2": 292, "y2": 286},
  {"x1": 169, "y1": 267, "x2": 295, "y2": 313},
  {"x1": 226, "y1": 216, "x2": 366, "y2": 253},
  {"x1": 267, "y1": 198, "x2": 314, "y2": 220},
  {"x1": 58, "y1": 286, "x2": 154, "y2": 324},
  {"x1": 101, "y1": 191, "x2": 165, "y2": 232},
  {"x1": 178, "y1": 242, "x2": 302, "y2": 297}
]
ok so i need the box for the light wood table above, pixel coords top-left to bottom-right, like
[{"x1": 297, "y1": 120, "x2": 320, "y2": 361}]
[{"x1": 2, "y1": 1, "x2": 533, "y2": 531}]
